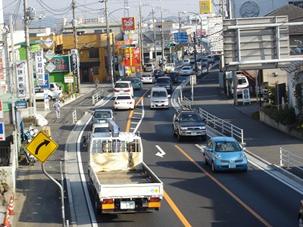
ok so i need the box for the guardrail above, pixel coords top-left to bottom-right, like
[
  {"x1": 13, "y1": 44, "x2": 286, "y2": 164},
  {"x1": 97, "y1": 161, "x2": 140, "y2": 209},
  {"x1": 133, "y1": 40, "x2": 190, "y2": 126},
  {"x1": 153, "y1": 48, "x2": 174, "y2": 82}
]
[
  {"x1": 280, "y1": 147, "x2": 303, "y2": 170},
  {"x1": 92, "y1": 90, "x2": 103, "y2": 105},
  {"x1": 198, "y1": 107, "x2": 244, "y2": 144}
]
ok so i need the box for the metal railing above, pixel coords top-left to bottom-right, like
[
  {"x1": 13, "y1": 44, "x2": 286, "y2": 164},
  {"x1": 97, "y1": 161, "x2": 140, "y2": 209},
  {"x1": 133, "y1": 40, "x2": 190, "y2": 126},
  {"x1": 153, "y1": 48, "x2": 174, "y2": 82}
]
[
  {"x1": 92, "y1": 90, "x2": 104, "y2": 105},
  {"x1": 198, "y1": 107, "x2": 244, "y2": 144},
  {"x1": 280, "y1": 147, "x2": 303, "y2": 170},
  {"x1": 72, "y1": 110, "x2": 77, "y2": 124},
  {"x1": 179, "y1": 97, "x2": 192, "y2": 110}
]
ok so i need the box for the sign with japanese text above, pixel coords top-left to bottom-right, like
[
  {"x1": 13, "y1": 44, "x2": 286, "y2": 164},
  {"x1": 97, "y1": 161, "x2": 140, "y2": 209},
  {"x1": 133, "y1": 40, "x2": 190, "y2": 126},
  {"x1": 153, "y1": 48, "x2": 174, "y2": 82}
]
[
  {"x1": 123, "y1": 47, "x2": 141, "y2": 67},
  {"x1": 35, "y1": 50, "x2": 45, "y2": 86},
  {"x1": 16, "y1": 61, "x2": 29, "y2": 98},
  {"x1": 122, "y1": 17, "x2": 136, "y2": 31},
  {"x1": 199, "y1": 0, "x2": 212, "y2": 14}
]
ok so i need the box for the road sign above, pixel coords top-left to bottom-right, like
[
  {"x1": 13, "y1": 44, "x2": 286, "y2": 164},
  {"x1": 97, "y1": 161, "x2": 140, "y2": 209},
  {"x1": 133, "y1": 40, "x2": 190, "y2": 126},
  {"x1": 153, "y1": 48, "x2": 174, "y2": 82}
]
[
  {"x1": 26, "y1": 131, "x2": 58, "y2": 163},
  {"x1": 15, "y1": 100, "x2": 27, "y2": 109},
  {"x1": 174, "y1": 32, "x2": 188, "y2": 44}
]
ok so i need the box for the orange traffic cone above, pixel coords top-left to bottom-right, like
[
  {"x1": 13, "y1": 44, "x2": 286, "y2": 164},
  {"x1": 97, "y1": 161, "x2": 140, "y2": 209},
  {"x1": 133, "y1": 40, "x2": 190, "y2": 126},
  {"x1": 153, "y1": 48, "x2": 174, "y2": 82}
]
[
  {"x1": 7, "y1": 197, "x2": 14, "y2": 216},
  {"x1": 1, "y1": 212, "x2": 10, "y2": 227}
]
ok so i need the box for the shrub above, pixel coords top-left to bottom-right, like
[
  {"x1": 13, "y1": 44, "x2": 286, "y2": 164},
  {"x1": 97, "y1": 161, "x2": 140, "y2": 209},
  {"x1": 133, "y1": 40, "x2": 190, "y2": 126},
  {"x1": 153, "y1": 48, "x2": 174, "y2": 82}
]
[{"x1": 261, "y1": 105, "x2": 296, "y2": 125}]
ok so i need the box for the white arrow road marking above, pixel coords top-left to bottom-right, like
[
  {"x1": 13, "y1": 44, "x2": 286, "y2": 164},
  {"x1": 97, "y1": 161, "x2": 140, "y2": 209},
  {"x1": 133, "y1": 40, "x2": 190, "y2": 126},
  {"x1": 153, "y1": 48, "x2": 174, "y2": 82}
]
[{"x1": 155, "y1": 145, "x2": 166, "y2": 158}]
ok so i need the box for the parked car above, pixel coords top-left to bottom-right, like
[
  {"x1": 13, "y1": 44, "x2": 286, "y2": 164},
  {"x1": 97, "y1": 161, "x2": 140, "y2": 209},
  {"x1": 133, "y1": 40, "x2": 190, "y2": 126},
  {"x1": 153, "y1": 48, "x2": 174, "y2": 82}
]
[
  {"x1": 122, "y1": 77, "x2": 142, "y2": 90},
  {"x1": 143, "y1": 63, "x2": 154, "y2": 72},
  {"x1": 34, "y1": 87, "x2": 62, "y2": 101},
  {"x1": 149, "y1": 86, "x2": 169, "y2": 109},
  {"x1": 141, "y1": 73, "x2": 155, "y2": 84},
  {"x1": 156, "y1": 76, "x2": 173, "y2": 94},
  {"x1": 203, "y1": 136, "x2": 248, "y2": 172},
  {"x1": 113, "y1": 94, "x2": 135, "y2": 110},
  {"x1": 179, "y1": 65, "x2": 193, "y2": 75},
  {"x1": 92, "y1": 108, "x2": 114, "y2": 124},
  {"x1": 114, "y1": 81, "x2": 134, "y2": 97},
  {"x1": 172, "y1": 110, "x2": 207, "y2": 141},
  {"x1": 230, "y1": 73, "x2": 249, "y2": 95},
  {"x1": 49, "y1": 82, "x2": 62, "y2": 92}
]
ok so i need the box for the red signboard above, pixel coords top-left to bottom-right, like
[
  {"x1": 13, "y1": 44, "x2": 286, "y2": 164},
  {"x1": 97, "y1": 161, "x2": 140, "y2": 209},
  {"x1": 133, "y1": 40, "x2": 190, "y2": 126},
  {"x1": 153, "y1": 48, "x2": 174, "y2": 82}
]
[
  {"x1": 122, "y1": 17, "x2": 136, "y2": 31},
  {"x1": 123, "y1": 47, "x2": 141, "y2": 67}
]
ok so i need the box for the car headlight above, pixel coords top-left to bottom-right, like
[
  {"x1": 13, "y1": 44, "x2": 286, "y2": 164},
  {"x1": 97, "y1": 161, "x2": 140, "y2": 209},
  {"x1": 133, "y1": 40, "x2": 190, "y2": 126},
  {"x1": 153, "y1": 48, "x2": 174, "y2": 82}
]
[
  {"x1": 200, "y1": 126, "x2": 206, "y2": 130},
  {"x1": 240, "y1": 153, "x2": 247, "y2": 160},
  {"x1": 180, "y1": 127, "x2": 187, "y2": 131},
  {"x1": 214, "y1": 153, "x2": 222, "y2": 160}
]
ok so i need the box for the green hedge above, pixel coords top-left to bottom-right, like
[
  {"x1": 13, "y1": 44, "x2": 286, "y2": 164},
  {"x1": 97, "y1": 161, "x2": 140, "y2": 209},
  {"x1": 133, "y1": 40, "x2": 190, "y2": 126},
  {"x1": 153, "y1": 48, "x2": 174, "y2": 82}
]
[{"x1": 262, "y1": 105, "x2": 296, "y2": 125}]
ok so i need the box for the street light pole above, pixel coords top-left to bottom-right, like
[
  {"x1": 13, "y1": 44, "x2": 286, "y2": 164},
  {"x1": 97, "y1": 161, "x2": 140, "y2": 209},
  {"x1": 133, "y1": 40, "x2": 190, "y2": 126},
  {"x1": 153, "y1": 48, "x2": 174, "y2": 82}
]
[
  {"x1": 139, "y1": 0, "x2": 144, "y2": 66},
  {"x1": 104, "y1": 0, "x2": 114, "y2": 88}
]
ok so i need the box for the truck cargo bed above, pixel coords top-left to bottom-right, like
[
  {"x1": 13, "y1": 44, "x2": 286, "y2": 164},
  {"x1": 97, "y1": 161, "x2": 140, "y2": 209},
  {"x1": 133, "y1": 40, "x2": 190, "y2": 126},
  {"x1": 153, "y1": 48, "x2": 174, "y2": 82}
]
[{"x1": 96, "y1": 168, "x2": 155, "y2": 184}]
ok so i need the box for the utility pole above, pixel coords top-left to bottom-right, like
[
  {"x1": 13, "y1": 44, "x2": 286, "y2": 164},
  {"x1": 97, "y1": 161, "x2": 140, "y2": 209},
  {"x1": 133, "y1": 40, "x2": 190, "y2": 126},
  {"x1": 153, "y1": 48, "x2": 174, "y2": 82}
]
[
  {"x1": 104, "y1": 0, "x2": 114, "y2": 88},
  {"x1": 139, "y1": 0, "x2": 144, "y2": 66},
  {"x1": 23, "y1": 0, "x2": 35, "y2": 113},
  {"x1": 124, "y1": 0, "x2": 129, "y2": 17},
  {"x1": 193, "y1": 32, "x2": 197, "y2": 74},
  {"x1": 152, "y1": 8, "x2": 157, "y2": 61},
  {"x1": 160, "y1": 0, "x2": 164, "y2": 66},
  {"x1": 72, "y1": 0, "x2": 78, "y2": 49}
]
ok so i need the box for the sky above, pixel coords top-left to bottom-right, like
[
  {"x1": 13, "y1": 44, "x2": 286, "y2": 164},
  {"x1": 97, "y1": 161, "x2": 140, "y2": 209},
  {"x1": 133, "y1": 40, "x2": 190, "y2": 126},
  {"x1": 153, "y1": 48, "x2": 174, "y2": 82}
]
[{"x1": 2, "y1": 0, "x2": 209, "y2": 23}]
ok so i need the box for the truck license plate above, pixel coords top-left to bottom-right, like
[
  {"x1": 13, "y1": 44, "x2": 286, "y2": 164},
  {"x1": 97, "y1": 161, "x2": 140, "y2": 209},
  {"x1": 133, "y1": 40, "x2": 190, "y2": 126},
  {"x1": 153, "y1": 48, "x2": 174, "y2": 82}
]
[{"x1": 120, "y1": 201, "x2": 135, "y2": 210}]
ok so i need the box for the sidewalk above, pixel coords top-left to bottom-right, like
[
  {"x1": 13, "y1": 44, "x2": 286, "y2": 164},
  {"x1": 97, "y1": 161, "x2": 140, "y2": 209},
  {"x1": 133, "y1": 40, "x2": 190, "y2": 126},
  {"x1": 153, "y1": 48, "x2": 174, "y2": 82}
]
[
  {"x1": 184, "y1": 71, "x2": 303, "y2": 165},
  {"x1": 14, "y1": 83, "x2": 108, "y2": 227}
]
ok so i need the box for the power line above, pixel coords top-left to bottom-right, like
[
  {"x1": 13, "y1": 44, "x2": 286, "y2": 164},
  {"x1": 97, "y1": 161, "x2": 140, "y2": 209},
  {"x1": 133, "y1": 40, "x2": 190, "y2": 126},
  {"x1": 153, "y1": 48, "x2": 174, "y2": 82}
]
[{"x1": 37, "y1": 0, "x2": 72, "y2": 12}]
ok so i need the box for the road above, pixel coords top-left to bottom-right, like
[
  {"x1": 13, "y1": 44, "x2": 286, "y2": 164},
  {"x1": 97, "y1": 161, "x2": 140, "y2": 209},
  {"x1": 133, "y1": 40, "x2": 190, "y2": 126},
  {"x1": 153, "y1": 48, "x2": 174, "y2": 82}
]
[{"x1": 78, "y1": 77, "x2": 301, "y2": 227}]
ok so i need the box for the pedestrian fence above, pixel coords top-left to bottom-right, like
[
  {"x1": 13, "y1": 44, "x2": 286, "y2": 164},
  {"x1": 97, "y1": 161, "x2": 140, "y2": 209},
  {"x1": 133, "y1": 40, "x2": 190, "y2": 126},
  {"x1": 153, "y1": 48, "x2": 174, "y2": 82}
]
[
  {"x1": 279, "y1": 147, "x2": 303, "y2": 171},
  {"x1": 92, "y1": 90, "x2": 104, "y2": 105},
  {"x1": 179, "y1": 96, "x2": 192, "y2": 110},
  {"x1": 72, "y1": 110, "x2": 77, "y2": 124},
  {"x1": 198, "y1": 108, "x2": 244, "y2": 144}
]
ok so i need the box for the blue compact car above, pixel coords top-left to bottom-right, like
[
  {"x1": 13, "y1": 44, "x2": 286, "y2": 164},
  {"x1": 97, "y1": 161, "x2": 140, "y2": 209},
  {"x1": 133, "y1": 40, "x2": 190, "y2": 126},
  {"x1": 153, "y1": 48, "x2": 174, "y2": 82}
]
[{"x1": 203, "y1": 136, "x2": 248, "y2": 172}]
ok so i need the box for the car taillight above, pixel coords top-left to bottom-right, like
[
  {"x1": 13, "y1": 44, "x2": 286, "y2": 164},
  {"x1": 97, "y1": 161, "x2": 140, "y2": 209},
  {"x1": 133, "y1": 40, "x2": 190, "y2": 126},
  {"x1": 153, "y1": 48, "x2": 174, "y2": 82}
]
[
  {"x1": 102, "y1": 199, "x2": 114, "y2": 204},
  {"x1": 149, "y1": 197, "x2": 161, "y2": 202},
  {"x1": 124, "y1": 89, "x2": 130, "y2": 92},
  {"x1": 114, "y1": 88, "x2": 119, "y2": 92}
]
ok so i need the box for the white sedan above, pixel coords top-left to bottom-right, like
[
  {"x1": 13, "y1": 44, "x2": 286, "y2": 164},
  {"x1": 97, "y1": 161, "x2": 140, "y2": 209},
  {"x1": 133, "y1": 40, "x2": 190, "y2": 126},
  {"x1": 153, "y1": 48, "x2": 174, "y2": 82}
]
[
  {"x1": 141, "y1": 74, "x2": 155, "y2": 84},
  {"x1": 180, "y1": 66, "x2": 193, "y2": 75},
  {"x1": 113, "y1": 94, "x2": 135, "y2": 110},
  {"x1": 34, "y1": 87, "x2": 62, "y2": 101}
]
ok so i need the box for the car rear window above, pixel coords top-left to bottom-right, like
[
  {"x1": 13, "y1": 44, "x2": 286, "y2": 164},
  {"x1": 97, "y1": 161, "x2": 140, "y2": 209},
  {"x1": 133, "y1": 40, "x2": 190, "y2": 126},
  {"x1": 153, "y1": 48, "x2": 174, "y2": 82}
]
[
  {"x1": 116, "y1": 96, "x2": 131, "y2": 100},
  {"x1": 94, "y1": 127, "x2": 110, "y2": 133},
  {"x1": 157, "y1": 78, "x2": 170, "y2": 84},
  {"x1": 94, "y1": 111, "x2": 111, "y2": 119},
  {"x1": 115, "y1": 83, "x2": 129, "y2": 88}
]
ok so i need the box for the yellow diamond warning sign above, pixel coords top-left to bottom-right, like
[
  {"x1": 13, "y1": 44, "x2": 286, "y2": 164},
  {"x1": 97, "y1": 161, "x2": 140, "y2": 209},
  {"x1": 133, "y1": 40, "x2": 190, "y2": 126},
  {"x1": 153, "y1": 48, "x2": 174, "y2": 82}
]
[{"x1": 26, "y1": 131, "x2": 58, "y2": 163}]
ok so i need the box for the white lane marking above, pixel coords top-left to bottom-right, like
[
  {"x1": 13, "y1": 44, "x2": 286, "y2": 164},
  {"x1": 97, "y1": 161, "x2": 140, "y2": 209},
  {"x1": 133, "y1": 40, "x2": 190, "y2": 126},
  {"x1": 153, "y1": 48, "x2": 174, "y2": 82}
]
[
  {"x1": 133, "y1": 99, "x2": 145, "y2": 134},
  {"x1": 155, "y1": 145, "x2": 166, "y2": 158},
  {"x1": 76, "y1": 115, "x2": 98, "y2": 227},
  {"x1": 76, "y1": 94, "x2": 111, "y2": 226}
]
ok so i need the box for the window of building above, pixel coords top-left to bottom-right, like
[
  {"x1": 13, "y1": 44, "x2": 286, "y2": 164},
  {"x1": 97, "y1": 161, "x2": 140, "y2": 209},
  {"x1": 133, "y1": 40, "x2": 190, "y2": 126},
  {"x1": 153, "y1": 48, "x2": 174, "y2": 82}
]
[{"x1": 89, "y1": 48, "x2": 99, "y2": 58}]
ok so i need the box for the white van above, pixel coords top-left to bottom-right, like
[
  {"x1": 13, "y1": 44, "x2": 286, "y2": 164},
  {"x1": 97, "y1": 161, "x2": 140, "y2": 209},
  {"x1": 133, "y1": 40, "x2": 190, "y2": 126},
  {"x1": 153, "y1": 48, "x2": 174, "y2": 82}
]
[
  {"x1": 114, "y1": 81, "x2": 134, "y2": 97},
  {"x1": 231, "y1": 73, "x2": 249, "y2": 95},
  {"x1": 150, "y1": 87, "x2": 169, "y2": 109}
]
